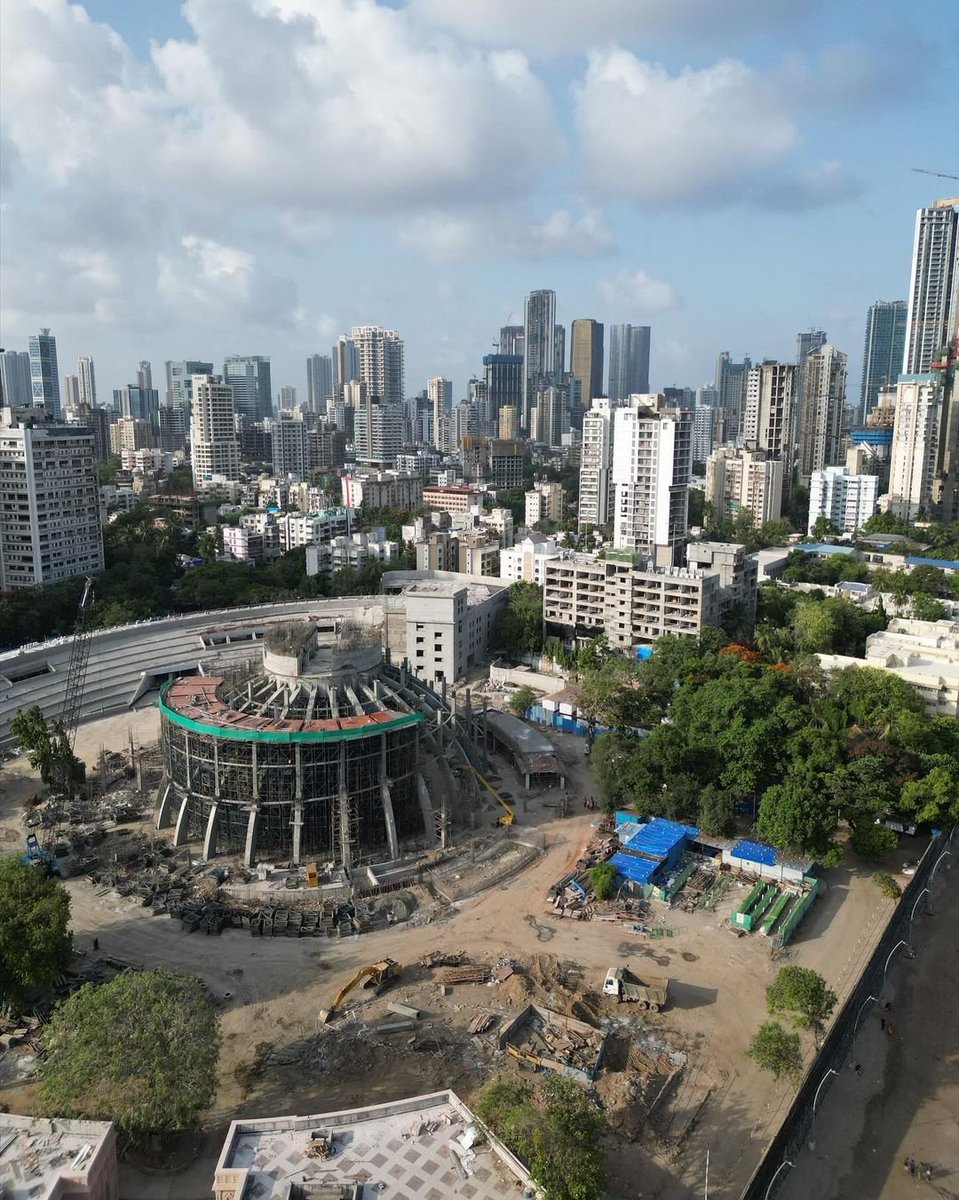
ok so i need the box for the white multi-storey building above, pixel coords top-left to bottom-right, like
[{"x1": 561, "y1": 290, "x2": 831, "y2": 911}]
[
  {"x1": 887, "y1": 373, "x2": 943, "y2": 521},
  {"x1": 797, "y1": 344, "x2": 848, "y2": 483},
  {"x1": 427, "y1": 376, "x2": 451, "y2": 452},
  {"x1": 351, "y1": 325, "x2": 405, "y2": 406},
  {"x1": 0, "y1": 407, "x2": 104, "y2": 588},
  {"x1": 272, "y1": 412, "x2": 311, "y2": 480},
  {"x1": 807, "y1": 465, "x2": 879, "y2": 534},
  {"x1": 304, "y1": 530, "x2": 397, "y2": 577},
  {"x1": 611, "y1": 395, "x2": 691, "y2": 566},
  {"x1": 578, "y1": 397, "x2": 613, "y2": 530},
  {"x1": 500, "y1": 533, "x2": 562, "y2": 585},
  {"x1": 742, "y1": 360, "x2": 797, "y2": 504},
  {"x1": 191, "y1": 375, "x2": 240, "y2": 485},
  {"x1": 354, "y1": 393, "x2": 404, "y2": 467},
  {"x1": 525, "y1": 480, "x2": 564, "y2": 527},
  {"x1": 705, "y1": 445, "x2": 784, "y2": 526},
  {"x1": 903, "y1": 198, "x2": 959, "y2": 375}
]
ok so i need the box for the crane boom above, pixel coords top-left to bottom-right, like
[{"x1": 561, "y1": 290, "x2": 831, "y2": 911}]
[
  {"x1": 912, "y1": 168, "x2": 959, "y2": 181},
  {"x1": 59, "y1": 577, "x2": 95, "y2": 749}
]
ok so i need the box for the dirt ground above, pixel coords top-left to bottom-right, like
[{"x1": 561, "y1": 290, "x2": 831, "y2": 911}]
[
  {"x1": 0, "y1": 711, "x2": 917, "y2": 1200},
  {"x1": 778, "y1": 852, "x2": 959, "y2": 1200}
]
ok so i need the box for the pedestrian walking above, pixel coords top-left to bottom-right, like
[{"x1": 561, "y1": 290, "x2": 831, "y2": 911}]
[
  {"x1": 904, "y1": 1157, "x2": 913, "y2": 1176},
  {"x1": 887, "y1": 1022, "x2": 896, "y2": 1037},
  {"x1": 880, "y1": 1016, "x2": 886, "y2": 1031}
]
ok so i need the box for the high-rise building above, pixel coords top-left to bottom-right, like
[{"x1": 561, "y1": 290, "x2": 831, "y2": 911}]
[
  {"x1": 0, "y1": 406, "x2": 103, "y2": 588},
  {"x1": 797, "y1": 344, "x2": 847, "y2": 483},
  {"x1": 706, "y1": 446, "x2": 784, "y2": 526},
  {"x1": 137, "y1": 361, "x2": 153, "y2": 392},
  {"x1": 531, "y1": 380, "x2": 570, "y2": 449},
  {"x1": 77, "y1": 357, "x2": 97, "y2": 408},
  {"x1": 28, "y1": 328, "x2": 61, "y2": 418},
  {"x1": 272, "y1": 412, "x2": 311, "y2": 479},
  {"x1": 554, "y1": 324, "x2": 566, "y2": 376},
  {"x1": 351, "y1": 326, "x2": 404, "y2": 406},
  {"x1": 191, "y1": 375, "x2": 240, "y2": 485},
  {"x1": 158, "y1": 405, "x2": 188, "y2": 455},
  {"x1": 333, "y1": 336, "x2": 360, "y2": 389},
  {"x1": 692, "y1": 405, "x2": 717, "y2": 464},
  {"x1": 903, "y1": 198, "x2": 959, "y2": 375},
  {"x1": 807, "y1": 466, "x2": 879, "y2": 535},
  {"x1": 860, "y1": 301, "x2": 907, "y2": 420},
  {"x1": 453, "y1": 399, "x2": 479, "y2": 448},
  {"x1": 611, "y1": 395, "x2": 692, "y2": 565},
  {"x1": 742, "y1": 360, "x2": 797, "y2": 503},
  {"x1": 63, "y1": 376, "x2": 81, "y2": 413},
  {"x1": 483, "y1": 354, "x2": 523, "y2": 436},
  {"x1": 223, "y1": 355, "x2": 272, "y2": 424},
  {"x1": 79, "y1": 404, "x2": 111, "y2": 463},
  {"x1": 0, "y1": 351, "x2": 32, "y2": 407},
  {"x1": 113, "y1": 384, "x2": 160, "y2": 436},
  {"x1": 165, "y1": 360, "x2": 214, "y2": 419},
  {"x1": 499, "y1": 406, "x2": 518, "y2": 439},
  {"x1": 277, "y1": 385, "x2": 298, "y2": 411},
  {"x1": 607, "y1": 324, "x2": 651, "y2": 402},
  {"x1": 306, "y1": 354, "x2": 333, "y2": 414},
  {"x1": 578, "y1": 397, "x2": 614, "y2": 531},
  {"x1": 570, "y1": 319, "x2": 604, "y2": 413},
  {"x1": 110, "y1": 417, "x2": 154, "y2": 455},
  {"x1": 888, "y1": 373, "x2": 945, "y2": 521},
  {"x1": 427, "y1": 376, "x2": 452, "y2": 451},
  {"x1": 354, "y1": 392, "x2": 404, "y2": 467},
  {"x1": 499, "y1": 325, "x2": 524, "y2": 356},
  {"x1": 714, "y1": 352, "x2": 751, "y2": 442},
  {"x1": 522, "y1": 290, "x2": 558, "y2": 428}
]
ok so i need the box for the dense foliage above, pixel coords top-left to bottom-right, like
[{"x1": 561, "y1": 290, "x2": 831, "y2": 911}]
[
  {"x1": 507, "y1": 685, "x2": 537, "y2": 717},
  {"x1": 0, "y1": 858, "x2": 72, "y2": 1011},
  {"x1": 746, "y1": 1021, "x2": 803, "y2": 1082},
  {"x1": 766, "y1": 966, "x2": 837, "y2": 1044},
  {"x1": 476, "y1": 1075, "x2": 606, "y2": 1200},
  {"x1": 493, "y1": 581, "x2": 544, "y2": 659},
  {"x1": 9, "y1": 706, "x2": 84, "y2": 792},
  {"x1": 589, "y1": 633, "x2": 959, "y2": 855},
  {"x1": 39, "y1": 969, "x2": 220, "y2": 1142}
]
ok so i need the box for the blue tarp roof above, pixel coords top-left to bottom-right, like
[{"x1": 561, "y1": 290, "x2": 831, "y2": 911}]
[
  {"x1": 794, "y1": 543, "x2": 856, "y2": 556},
  {"x1": 624, "y1": 817, "x2": 699, "y2": 858},
  {"x1": 731, "y1": 838, "x2": 777, "y2": 867},
  {"x1": 614, "y1": 811, "x2": 637, "y2": 826},
  {"x1": 608, "y1": 851, "x2": 660, "y2": 885},
  {"x1": 906, "y1": 556, "x2": 959, "y2": 571}
]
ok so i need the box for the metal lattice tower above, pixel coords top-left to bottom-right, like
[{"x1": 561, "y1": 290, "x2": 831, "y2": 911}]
[{"x1": 59, "y1": 577, "x2": 95, "y2": 749}]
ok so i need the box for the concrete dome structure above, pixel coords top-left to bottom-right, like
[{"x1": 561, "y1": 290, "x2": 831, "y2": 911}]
[{"x1": 156, "y1": 619, "x2": 479, "y2": 867}]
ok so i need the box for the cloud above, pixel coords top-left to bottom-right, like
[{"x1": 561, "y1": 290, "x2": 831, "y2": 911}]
[
  {"x1": 573, "y1": 51, "x2": 798, "y2": 209},
  {"x1": 0, "y1": 0, "x2": 560, "y2": 214},
  {"x1": 409, "y1": 0, "x2": 813, "y2": 56},
  {"x1": 399, "y1": 206, "x2": 616, "y2": 262},
  {"x1": 599, "y1": 270, "x2": 681, "y2": 312},
  {"x1": 758, "y1": 161, "x2": 868, "y2": 211}
]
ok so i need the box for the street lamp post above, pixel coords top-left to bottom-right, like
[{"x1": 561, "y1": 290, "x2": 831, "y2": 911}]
[
  {"x1": 930, "y1": 850, "x2": 951, "y2": 884},
  {"x1": 764, "y1": 1159, "x2": 794, "y2": 1200},
  {"x1": 809, "y1": 1068, "x2": 838, "y2": 1149},
  {"x1": 910, "y1": 888, "x2": 930, "y2": 924},
  {"x1": 883, "y1": 939, "x2": 909, "y2": 979},
  {"x1": 853, "y1": 994, "x2": 878, "y2": 1035}
]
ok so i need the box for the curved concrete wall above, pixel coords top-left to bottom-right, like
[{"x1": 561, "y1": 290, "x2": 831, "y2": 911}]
[{"x1": 0, "y1": 599, "x2": 383, "y2": 748}]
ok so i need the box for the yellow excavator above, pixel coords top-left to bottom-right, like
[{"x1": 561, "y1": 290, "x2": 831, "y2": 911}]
[
  {"x1": 455, "y1": 762, "x2": 515, "y2": 826},
  {"x1": 319, "y1": 958, "x2": 401, "y2": 1023}
]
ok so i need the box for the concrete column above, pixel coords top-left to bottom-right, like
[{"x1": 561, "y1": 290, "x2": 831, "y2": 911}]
[
  {"x1": 203, "y1": 802, "x2": 219, "y2": 860},
  {"x1": 173, "y1": 795, "x2": 192, "y2": 846},
  {"x1": 213, "y1": 739, "x2": 220, "y2": 798},
  {"x1": 416, "y1": 773, "x2": 437, "y2": 847},
  {"x1": 292, "y1": 802, "x2": 303, "y2": 865},
  {"x1": 244, "y1": 808, "x2": 259, "y2": 867},
  {"x1": 251, "y1": 742, "x2": 259, "y2": 800},
  {"x1": 155, "y1": 778, "x2": 175, "y2": 829},
  {"x1": 380, "y1": 782, "x2": 400, "y2": 859}
]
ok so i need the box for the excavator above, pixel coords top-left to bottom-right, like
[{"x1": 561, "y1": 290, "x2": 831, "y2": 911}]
[
  {"x1": 455, "y1": 762, "x2": 515, "y2": 826},
  {"x1": 319, "y1": 958, "x2": 402, "y2": 1023}
]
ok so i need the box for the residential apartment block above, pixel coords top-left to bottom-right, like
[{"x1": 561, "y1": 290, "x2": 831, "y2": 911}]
[
  {"x1": 807, "y1": 465, "x2": 879, "y2": 534},
  {"x1": 706, "y1": 445, "x2": 784, "y2": 525}
]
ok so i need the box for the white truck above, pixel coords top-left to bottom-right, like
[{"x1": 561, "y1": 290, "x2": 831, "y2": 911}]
[{"x1": 603, "y1": 966, "x2": 669, "y2": 1012}]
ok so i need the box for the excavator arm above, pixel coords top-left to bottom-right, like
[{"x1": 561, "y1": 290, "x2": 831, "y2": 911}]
[
  {"x1": 457, "y1": 762, "x2": 515, "y2": 825},
  {"x1": 319, "y1": 958, "x2": 400, "y2": 1023}
]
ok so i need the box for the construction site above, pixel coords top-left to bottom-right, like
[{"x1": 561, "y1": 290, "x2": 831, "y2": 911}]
[{"x1": 0, "y1": 594, "x2": 937, "y2": 1200}]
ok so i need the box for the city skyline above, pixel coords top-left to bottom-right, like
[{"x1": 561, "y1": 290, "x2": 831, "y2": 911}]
[{"x1": 1, "y1": 1, "x2": 956, "y2": 406}]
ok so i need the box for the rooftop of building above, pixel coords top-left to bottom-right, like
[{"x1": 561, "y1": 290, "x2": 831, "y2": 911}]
[
  {"x1": 0, "y1": 1114, "x2": 115, "y2": 1199},
  {"x1": 214, "y1": 1090, "x2": 532, "y2": 1200}
]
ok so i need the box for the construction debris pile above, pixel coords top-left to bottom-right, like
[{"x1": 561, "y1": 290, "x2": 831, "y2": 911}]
[{"x1": 500, "y1": 1003, "x2": 607, "y2": 1083}]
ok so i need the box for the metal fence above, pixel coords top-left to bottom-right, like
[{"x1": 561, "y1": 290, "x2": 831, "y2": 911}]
[{"x1": 741, "y1": 824, "x2": 956, "y2": 1199}]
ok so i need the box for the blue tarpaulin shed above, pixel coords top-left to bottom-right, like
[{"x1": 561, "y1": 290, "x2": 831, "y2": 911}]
[
  {"x1": 608, "y1": 852, "x2": 660, "y2": 886},
  {"x1": 731, "y1": 839, "x2": 777, "y2": 867},
  {"x1": 624, "y1": 817, "x2": 699, "y2": 869}
]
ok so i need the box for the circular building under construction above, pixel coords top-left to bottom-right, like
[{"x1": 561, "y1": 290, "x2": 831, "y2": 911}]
[{"x1": 156, "y1": 620, "x2": 482, "y2": 868}]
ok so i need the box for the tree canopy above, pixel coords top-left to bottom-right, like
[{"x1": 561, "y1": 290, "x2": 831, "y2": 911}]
[
  {"x1": 766, "y1": 966, "x2": 837, "y2": 1043},
  {"x1": 39, "y1": 969, "x2": 220, "y2": 1143},
  {"x1": 493, "y1": 581, "x2": 544, "y2": 660},
  {"x1": 0, "y1": 858, "x2": 72, "y2": 1012},
  {"x1": 746, "y1": 1021, "x2": 803, "y2": 1082}
]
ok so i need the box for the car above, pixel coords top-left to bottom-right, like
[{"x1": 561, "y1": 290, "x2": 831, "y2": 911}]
[{"x1": 901, "y1": 860, "x2": 918, "y2": 876}]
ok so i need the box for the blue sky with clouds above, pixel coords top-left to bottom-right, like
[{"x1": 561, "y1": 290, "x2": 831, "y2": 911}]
[{"x1": 1, "y1": 0, "x2": 957, "y2": 403}]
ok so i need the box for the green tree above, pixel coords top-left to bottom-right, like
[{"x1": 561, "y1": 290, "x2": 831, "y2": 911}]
[
  {"x1": 508, "y1": 685, "x2": 537, "y2": 717},
  {"x1": 476, "y1": 1075, "x2": 606, "y2": 1200},
  {"x1": 850, "y1": 822, "x2": 898, "y2": 861},
  {"x1": 746, "y1": 1021, "x2": 803, "y2": 1082},
  {"x1": 900, "y1": 766, "x2": 959, "y2": 825},
  {"x1": 9, "y1": 706, "x2": 83, "y2": 792},
  {"x1": 910, "y1": 593, "x2": 947, "y2": 622},
  {"x1": 492, "y1": 581, "x2": 544, "y2": 659},
  {"x1": 756, "y1": 778, "x2": 836, "y2": 854},
  {"x1": 697, "y1": 786, "x2": 737, "y2": 836},
  {"x1": 589, "y1": 863, "x2": 617, "y2": 900},
  {"x1": 0, "y1": 858, "x2": 72, "y2": 1012},
  {"x1": 39, "y1": 969, "x2": 220, "y2": 1143},
  {"x1": 826, "y1": 666, "x2": 925, "y2": 732},
  {"x1": 810, "y1": 516, "x2": 839, "y2": 540},
  {"x1": 766, "y1": 966, "x2": 837, "y2": 1044},
  {"x1": 872, "y1": 872, "x2": 902, "y2": 900}
]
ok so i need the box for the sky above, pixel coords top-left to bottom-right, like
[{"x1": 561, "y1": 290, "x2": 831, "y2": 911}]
[{"x1": 1, "y1": 0, "x2": 957, "y2": 406}]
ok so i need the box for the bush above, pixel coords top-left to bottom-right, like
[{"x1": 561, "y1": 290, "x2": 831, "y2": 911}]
[
  {"x1": 0, "y1": 858, "x2": 72, "y2": 1011},
  {"x1": 873, "y1": 872, "x2": 902, "y2": 900},
  {"x1": 746, "y1": 1021, "x2": 803, "y2": 1082},
  {"x1": 508, "y1": 685, "x2": 537, "y2": 717},
  {"x1": 589, "y1": 863, "x2": 618, "y2": 900}
]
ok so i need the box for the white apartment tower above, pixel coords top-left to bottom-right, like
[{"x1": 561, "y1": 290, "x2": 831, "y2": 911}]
[
  {"x1": 354, "y1": 392, "x2": 404, "y2": 467},
  {"x1": 887, "y1": 374, "x2": 943, "y2": 521},
  {"x1": 427, "y1": 376, "x2": 452, "y2": 452},
  {"x1": 191, "y1": 375, "x2": 240, "y2": 485},
  {"x1": 742, "y1": 360, "x2": 797, "y2": 506},
  {"x1": 611, "y1": 395, "x2": 692, "y2": 566},
  {"x1": 272, "y1": 412, "x2": 311, "y2": 479},
  {"x1": 903, "y1": 198, "x2": 959, "y2": 375},
  {"x1": 706, "y1": 446, "x2": 784, "y2": 526},
  {"x1": 351, "y1": 326, "x2": 405, "y2": 406},
  {"x1": 797, "y1": 344, "x2": 848, "y2": 483},
  {"x1": 807, "y1": 466, "x2": 878, "y2": 535},
  {"x1": 0, "y1": 407, "x2": 104, "y2": 589},
  {"x1": 578, "y1": 398, "x2": 614, "y2": 530}
]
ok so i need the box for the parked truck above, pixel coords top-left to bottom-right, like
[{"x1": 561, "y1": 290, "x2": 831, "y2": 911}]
[{"x1": 603, "y1": 966, "x2": 669, "y2": 1012}]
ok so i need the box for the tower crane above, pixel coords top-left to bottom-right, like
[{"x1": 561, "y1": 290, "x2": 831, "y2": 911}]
[
  {"x1": 911, "y1": 169, "x2": 959, "y2": 181},
  {"x1": 60, "y1": 577, "x2": 96, "y2": 751}
]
